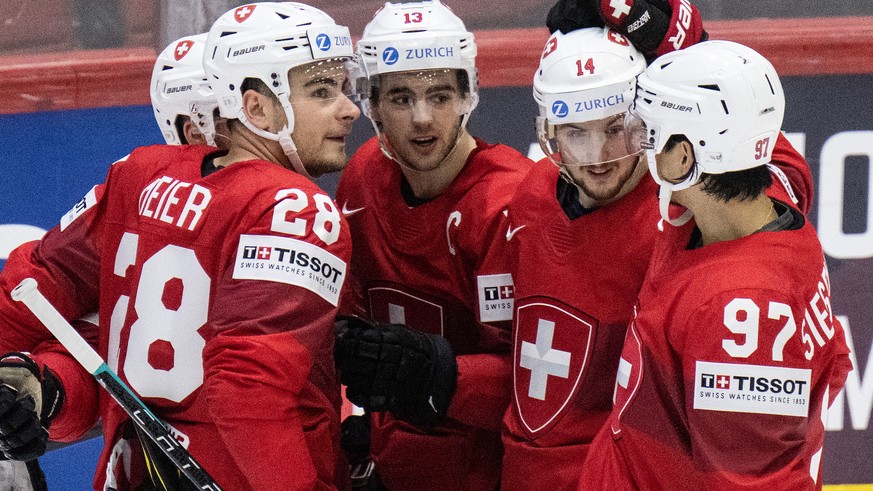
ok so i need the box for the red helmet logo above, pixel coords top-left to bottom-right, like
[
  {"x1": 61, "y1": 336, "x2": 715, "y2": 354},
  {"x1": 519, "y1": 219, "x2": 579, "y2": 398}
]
[
  {"x1": 542, "y1": 36, "x2": 558, "y2": 59},
  {"x1": 234, "y1": 4, "x2": 256, "y2": 23},
  {"x1": 173, "y1": 40, "x2": 194, "y2": 61},
  {"x1": 608, "y1": 30, "x2": 630, "y2": 46}
]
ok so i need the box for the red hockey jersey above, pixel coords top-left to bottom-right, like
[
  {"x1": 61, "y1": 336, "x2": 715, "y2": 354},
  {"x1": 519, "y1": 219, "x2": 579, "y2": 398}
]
[
  {"x1": 0, "y1": 144, "x2": 351, "y2": 490},
  {"x1": 500, "y1": 159, "x2": 662, "y2": 491},
  {"x1": 335, "y1": 136, "x2": 531, "y2": 491},
  {"x1": 580, "y1": 148, "x2": 852, "y2": 490}
]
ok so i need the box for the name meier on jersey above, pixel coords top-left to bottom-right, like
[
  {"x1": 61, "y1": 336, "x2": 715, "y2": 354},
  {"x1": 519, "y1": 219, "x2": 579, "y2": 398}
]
[{"x1": 233, "y1": 234, "x2": 347, "y2": 306}]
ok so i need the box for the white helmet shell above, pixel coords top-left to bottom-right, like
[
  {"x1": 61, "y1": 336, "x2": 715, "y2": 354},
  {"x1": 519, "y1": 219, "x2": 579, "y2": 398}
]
[
  {"x1": 534, "y1": 27, "x2": 646, "y2": 124},
  {"x1": 150, "y1": 33, "x2": 218, "y2": 145},
  {"x1": 203, "y1": 2, "x2": 353, "y2": 128},
  {"x1": 635, "y1": 40, "x2": 785, "y2": 176}
]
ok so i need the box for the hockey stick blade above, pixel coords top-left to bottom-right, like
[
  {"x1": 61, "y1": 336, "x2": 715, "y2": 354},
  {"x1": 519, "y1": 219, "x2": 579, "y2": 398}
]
[{"x1": 11, "y1": 278, "x2": 223, "y2": 491}]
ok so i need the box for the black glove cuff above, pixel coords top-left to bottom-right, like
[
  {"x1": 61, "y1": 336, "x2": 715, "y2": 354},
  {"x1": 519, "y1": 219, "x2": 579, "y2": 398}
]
[
  {"x1": 421, "y1": 333, "x2": 457, "y2": 419},
  {"x1": 38, "y1": 367, "x2": 64, "y2": 427},
  {"x1": 618, "y1": 0, "x2": 671, "y2": 56}
]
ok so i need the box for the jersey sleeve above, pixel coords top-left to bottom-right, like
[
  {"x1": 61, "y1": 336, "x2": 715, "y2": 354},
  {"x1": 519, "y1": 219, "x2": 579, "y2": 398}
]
[
  {"x1": 31, "y1": 319, "x2": 101, "y2": 442},
  {"x1": 675, "y1": 287, "x2": 840, "y2": 489},
  {"x1": 0, "y1": 168, "x2": 116, "y2": 443},
  {"x1": 201, "y1": 188, "x2": 350, "y2": 490},
  {"x1": 447, "y1": 202, "x2": 515, "y2": 432}
]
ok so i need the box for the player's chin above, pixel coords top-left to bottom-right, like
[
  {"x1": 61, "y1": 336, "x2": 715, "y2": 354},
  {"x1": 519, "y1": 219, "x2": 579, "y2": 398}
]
[{"x1": 316, "y1": 154, "x2": 350, "y2": 175}]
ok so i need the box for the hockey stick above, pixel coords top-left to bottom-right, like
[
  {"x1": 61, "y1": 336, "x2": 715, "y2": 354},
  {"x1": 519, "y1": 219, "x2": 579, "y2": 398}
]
[{"x1": 11, "y1": 278, "x2": 222, "y2": 491}]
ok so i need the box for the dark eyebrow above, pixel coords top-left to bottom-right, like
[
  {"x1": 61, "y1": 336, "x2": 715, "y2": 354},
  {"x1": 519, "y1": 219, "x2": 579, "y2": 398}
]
[
  {"x1": 426, "y1": 84, "x2": 455, "y2": 94},
  {"x1": 385, "y1": 84, "x2": 456, "y2": 97},
  {"x1": 304, "y1": 77, "x2": 339, "y2": 88}
]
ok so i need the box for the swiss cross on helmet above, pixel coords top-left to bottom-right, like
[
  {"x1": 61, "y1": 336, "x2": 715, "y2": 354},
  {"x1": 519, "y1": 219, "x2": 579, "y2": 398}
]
[{"x1": 150, "y1": 33, "x2": 219, "y2": 146}]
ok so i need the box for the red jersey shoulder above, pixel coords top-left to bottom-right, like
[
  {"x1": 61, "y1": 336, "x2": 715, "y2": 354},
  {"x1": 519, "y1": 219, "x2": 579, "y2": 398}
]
[
  {"x1": 452, "y1": 142, "x2": 532, "y2": 218},
  {"x1": 337, "y1": 136, "x2": 391, "y2": 207},
  {"x1": 505, "y1": 159, "x2": 560, "y2": 231},
  {"x1": 768, "y1": 133, "x2": 813, "y2": 214}
]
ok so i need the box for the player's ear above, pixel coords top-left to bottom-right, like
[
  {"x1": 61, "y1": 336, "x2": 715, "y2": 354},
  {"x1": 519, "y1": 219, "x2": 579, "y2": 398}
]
[
  {"x1": 241, "y1": 90, "x2": 279, "y2": 132},
  {"x1": 678, "y1": 139, "x2": 695, "y2": 173},
  {"x1": 182, "y1": 119, "x2": 207, "y2": 146}
]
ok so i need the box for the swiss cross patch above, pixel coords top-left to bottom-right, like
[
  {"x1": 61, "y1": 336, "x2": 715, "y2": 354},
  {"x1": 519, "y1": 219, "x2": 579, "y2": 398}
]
[
  {"x1": 542, "y1": 36, "x2": 558, "y2": 59},
  {"x1": 513, "y1": 299, "x2": 595, "y2": 437},
  {"x1": 234, "y1": 5, "x2": 256, "y2": 23},
  {"x1": 174, "y1": 40, "x2": 194, "y2": 61},
  {"x1": 607, "y1": 30, "x2": 629, "y2": 46},
  {"x1": 604, "y1": 0, "x2": 632, "y2": 21}
]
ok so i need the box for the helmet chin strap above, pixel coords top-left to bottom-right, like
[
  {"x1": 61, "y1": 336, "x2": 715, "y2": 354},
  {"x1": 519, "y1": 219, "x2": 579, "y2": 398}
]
[{"x1": 647, "y1": 148, "x2": 696, "y2": 227}]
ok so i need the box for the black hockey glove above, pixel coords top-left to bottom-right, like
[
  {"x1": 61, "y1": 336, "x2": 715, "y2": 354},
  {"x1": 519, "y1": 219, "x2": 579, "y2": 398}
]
[
  {"x1": 546, "y1": 0, "x2": 605, "y2": 34},
  {"x1": 0, "y1": 353, "x2": 64, "y2": 462},
  {"x1": 596, "y1": 0, "x2": 708, "y2": 58},
  {"x1": 335, "y1": 316, "x2": 458, "y2": 429}
]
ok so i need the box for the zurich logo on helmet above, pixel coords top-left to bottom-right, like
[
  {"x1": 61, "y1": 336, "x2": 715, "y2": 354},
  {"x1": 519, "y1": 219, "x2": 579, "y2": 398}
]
[
  {"x1": 382, "y1": 47, "x2": 400, "y2": 65},
  {"x1": 315, "y1": 33, "x2": 332, "y2": 51},
  {"x1": 552, "y1": 101, "x2": 569, "y2": 118}
]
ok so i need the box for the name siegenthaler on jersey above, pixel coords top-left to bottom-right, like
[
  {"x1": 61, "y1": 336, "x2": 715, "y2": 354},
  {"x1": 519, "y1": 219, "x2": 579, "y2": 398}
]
[
  {"x1": 694, "y1": 360, "x2": 811, "y2": 417},
  {"x1": 233, "y1": 234, "x2": 346, "y2": 306}
]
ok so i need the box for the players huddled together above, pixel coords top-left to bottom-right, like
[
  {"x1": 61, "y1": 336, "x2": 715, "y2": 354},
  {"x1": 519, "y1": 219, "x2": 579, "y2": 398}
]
[{"x1": 0, "y1": 0, "x2": 851, "y2": 490}]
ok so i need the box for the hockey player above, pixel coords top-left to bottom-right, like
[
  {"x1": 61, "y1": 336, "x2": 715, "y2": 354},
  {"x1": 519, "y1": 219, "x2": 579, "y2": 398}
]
[
  {"x1": 332, "y1": 1, "x2": 532, "y2": 489},
  {"x1": 0, "y1": 31, "x2": 229, "y2": 491},
  {"x1": 0, "y1": 3, "x2": 360, "y2": 489},
  {"x1": 500, "y1": 0, "x2": 710, "y2": 488},
  {"x1": 581, "y1": 41, "x2": 852, "y2": 490}
]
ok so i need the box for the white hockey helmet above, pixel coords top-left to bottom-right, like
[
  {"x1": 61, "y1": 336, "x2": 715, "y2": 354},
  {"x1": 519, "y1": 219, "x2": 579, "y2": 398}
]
[
  {"x1": 634, "y1": 40, "x2": 785, "y2": 224},
  {"x1": 202, "y1": 3, "x2": 354, "y2": 176},
  {"x1": 150, "y1": 33, "x2": 219, "y2": 146},
  {"x1": 357, "y1": 0, "x2": 479, "y2": 119},
  {"x1": 533, "y1": 27, "x2": 647, "y2": 167}
]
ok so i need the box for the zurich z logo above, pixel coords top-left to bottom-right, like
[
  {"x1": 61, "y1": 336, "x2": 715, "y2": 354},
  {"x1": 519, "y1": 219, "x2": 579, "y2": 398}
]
[
  {"x1": 315, "y1": 33, "x2": 331, "y2": 51},
  {"x1": 552, "y1": 100, "x2": 569, "y2": 118},
  {"x1": 382, "y1": 47, "x2": 399, "y2": 65}
]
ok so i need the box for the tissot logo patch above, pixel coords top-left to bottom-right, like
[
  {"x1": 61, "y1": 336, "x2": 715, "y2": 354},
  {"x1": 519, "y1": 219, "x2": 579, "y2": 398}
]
[
  {"x1": 694, "y1": 361, "x2": 811, "y2": 417},
  {"x1": 233, "y1": 234, "x2": 346, "y2": 306},
  {"x1": 477, "y1": 273, "x2": 514, "y2": 322}
]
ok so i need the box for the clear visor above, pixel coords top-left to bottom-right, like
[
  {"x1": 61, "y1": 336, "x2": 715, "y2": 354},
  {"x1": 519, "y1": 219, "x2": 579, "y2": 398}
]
[
  {"x1": 364, "y1": 69, "x2": 473, "y2": 122},
  {"x1": 538, "y1": 111, "x2": 647, "y2": 167},
  {"x1": 290, "y1": 57, "x2": 364, "y2": 107}
]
